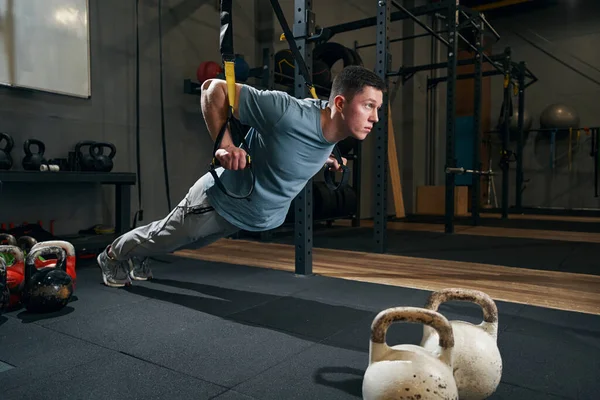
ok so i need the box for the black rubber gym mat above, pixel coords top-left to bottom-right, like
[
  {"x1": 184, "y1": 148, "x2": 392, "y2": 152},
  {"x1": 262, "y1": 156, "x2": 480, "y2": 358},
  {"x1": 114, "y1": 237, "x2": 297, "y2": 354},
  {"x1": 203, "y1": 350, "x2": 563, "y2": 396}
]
[
  {"x1": 2, "y1": 351, "x2": 227, "y2": 400},
  {"x1": 1, "y1": 258, "x2": 597, "y2": 399}
]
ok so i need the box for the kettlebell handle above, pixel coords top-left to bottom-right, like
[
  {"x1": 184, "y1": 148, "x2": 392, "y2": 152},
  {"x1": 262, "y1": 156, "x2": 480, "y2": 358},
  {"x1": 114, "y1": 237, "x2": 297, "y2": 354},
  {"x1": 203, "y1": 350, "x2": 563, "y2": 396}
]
[
  {"x1": 89, "y1": 142, "x2": 116, "y2": 159},
  {"x1": 0, "y1": 132, "x2": 14, "y2": 152},
  {"x1": 371, "y1": 306, "x2": 454, "y2": 349},
  {"x1": 17, "y1": 236, "x2": 38, "y2": 252},
  {"x1": 24, "y1": 245, "x2": 67, "y2": 282},
  {"x1": 0, "y1": 233, "x2": 18, "y2": 246},
  {"x1": 30, "y1": 240, "x2": 76, "y2": 257},
  {"x1": 23, "y1": 139, "x2": 46, "y2": 156},
  {"x1": 75, "y1": 140, "x2": 96, "y2": 154},
  {"x1": 424, "y1": 288, "x2": 499, "y2": 325},
  {"x1": 0, "y1": 245, "x2": 25, "y2": 264}
]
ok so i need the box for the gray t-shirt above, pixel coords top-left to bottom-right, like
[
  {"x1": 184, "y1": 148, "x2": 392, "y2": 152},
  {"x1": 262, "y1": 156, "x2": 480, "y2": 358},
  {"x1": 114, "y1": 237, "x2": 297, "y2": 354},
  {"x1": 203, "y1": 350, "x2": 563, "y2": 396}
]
[{"x1": 206, "y1": 85, "x2": 336, "y2": 231}]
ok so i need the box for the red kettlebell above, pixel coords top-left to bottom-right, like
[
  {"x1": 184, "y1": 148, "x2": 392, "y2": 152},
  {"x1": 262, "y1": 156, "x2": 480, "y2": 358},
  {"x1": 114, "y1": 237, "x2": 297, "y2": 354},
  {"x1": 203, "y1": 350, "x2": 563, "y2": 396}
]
[{"x1": 196, "y1": 61, "x2": 223, "y2": 83}]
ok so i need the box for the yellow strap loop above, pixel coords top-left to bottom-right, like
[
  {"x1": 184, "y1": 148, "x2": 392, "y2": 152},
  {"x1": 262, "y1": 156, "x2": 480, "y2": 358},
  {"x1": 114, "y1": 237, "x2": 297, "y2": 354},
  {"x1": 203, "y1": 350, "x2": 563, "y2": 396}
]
[{"x1": 224, "y1": 60, "x2": 237, "y2": 112}]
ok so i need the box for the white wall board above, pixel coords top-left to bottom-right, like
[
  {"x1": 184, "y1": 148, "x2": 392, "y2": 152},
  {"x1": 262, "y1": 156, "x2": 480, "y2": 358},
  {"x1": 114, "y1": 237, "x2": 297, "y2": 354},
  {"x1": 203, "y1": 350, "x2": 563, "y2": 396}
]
[{"x1": 0, "y1": 0, "x2": 91, "y2": 98}]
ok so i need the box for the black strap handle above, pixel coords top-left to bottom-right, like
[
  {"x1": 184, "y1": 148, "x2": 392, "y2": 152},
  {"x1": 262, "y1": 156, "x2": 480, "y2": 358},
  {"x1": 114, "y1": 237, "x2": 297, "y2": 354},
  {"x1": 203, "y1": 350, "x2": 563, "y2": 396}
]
[{"x1": 324, "y1": 145, "x2": 350, "y2": 190}]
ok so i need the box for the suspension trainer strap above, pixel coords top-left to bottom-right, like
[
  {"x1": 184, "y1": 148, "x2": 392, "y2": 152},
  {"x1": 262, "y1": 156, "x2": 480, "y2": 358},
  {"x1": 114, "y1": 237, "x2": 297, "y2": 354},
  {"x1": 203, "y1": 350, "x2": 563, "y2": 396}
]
[
  {"x1": 269, "y1": 0, "x2": 349, "y2": 190},
  {"x1": 269, "y1": 0, "x2": 317, "y2": 99},
  {"x1": 209, "y1": 0, "x2": 255, "y2": 200}
]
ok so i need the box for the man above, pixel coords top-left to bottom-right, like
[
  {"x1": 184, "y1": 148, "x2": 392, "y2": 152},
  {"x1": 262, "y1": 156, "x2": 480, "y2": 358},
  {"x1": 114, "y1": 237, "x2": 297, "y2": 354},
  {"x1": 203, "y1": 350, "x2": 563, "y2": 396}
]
[{"x1": 97, "y1": 65, "x2": 385, "y2": 287}]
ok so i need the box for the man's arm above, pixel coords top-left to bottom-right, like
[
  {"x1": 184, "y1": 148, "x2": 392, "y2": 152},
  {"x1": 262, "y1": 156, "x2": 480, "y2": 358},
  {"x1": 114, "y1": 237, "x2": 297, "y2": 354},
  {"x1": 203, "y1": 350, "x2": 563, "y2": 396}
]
[{"x1": 200, "y1": 78, "x2": 244, "y2": 149}]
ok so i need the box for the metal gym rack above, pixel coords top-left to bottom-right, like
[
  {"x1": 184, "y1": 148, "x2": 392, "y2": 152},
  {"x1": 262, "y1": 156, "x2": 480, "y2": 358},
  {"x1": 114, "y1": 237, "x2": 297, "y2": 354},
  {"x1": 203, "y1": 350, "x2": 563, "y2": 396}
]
[{"x1": 288, "y1": 0, "x2": 540, "y2": 275}]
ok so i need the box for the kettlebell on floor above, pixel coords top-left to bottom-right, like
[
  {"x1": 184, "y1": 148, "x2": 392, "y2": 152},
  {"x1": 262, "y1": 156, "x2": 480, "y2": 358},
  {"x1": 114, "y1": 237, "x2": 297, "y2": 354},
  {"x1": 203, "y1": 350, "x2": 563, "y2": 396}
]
[
  {"x1": 420, "y1": 288, "x2": 502, "y2": 400},
  {"x1": 21, "y1": 244, "x2": 73, "y2": 313},
  {"x1": 362, "y1": 306, "x2": 459, "y2": 400}
]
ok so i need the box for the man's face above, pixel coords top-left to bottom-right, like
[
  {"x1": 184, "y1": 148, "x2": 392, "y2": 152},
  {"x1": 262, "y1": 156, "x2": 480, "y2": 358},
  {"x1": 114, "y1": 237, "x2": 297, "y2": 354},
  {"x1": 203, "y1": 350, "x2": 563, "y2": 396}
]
[{"x1": 342, "y1": 86, "x2": 383, "y2": 140}]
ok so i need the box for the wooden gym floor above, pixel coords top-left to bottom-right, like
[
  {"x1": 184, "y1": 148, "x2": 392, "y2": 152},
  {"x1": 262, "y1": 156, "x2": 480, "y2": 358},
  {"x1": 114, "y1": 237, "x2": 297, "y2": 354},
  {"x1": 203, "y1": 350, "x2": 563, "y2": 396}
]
[{"x1": 174, "y1": 216, "x2": 600, "y2": 316}]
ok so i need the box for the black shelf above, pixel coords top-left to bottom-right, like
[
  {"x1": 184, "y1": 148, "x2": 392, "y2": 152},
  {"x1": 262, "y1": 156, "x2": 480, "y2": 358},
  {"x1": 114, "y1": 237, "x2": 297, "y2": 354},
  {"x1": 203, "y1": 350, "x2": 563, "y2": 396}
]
[
  {"x1": 60, "y1": 233, "x2": 119, "y2": 252},
  {"x1": 0, "y1": 171, "x2": 136, "y2": 185}
]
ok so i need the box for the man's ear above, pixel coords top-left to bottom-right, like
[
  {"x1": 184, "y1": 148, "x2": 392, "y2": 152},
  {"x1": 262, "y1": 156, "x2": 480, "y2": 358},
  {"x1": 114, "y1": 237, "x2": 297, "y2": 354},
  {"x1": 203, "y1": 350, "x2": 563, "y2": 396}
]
[{"x1": 333, "y1": 95, "x2": 345, "y2": 112}]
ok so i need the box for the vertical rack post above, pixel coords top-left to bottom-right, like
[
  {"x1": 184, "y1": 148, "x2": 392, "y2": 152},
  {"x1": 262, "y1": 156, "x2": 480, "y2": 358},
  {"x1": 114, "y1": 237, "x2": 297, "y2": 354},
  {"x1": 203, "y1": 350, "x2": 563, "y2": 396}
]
[
  {"x1": 471, "y1": 18, "x2": 483, "y2": 226},
  {"x1": 444, "y1": 0, "x2": 459, "y2": 233},
  {"x1": 516, "y1": 61, "x2": 526, "y2": 213},
  {"x1": 501, "y1": 47, "x2": 512, "y2": 219},
  {"x1": 353, "y1": 140, "x2": 362, "y2": 227},
  {"x1": 374, "y1": 0, "x2": 390, "y2": 253},
  {"x1": 294, "y1": 0, "x2": 314, "y2": 275}
]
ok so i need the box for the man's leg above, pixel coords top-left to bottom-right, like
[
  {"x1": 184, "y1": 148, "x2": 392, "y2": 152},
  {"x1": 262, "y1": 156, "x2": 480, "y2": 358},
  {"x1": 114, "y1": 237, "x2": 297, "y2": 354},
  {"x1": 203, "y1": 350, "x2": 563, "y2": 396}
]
[{"x1": 98, "y1": 174, "x2": 240, "y2": 287}]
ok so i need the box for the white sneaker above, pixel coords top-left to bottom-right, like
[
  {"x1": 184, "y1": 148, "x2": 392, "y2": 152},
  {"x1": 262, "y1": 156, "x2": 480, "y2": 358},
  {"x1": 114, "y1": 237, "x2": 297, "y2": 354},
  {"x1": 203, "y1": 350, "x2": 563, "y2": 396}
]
[
  {"x1": 97, "y1": 248, "x2": 132, "y2": 287},
  {"x1": 129, "y1": 256, "x2": 153, "y2": 281}
]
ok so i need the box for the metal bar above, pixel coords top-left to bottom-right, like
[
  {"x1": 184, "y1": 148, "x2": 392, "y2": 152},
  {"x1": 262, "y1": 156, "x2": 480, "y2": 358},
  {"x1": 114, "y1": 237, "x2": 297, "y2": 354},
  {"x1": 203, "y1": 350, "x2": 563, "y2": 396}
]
[
  {"x1": 530, "y1": 29, "x2": 600, "y2": 75},
  {"x1": 457, "y1": 31, "x2": 505, "y2": 76},
  {"x1": 428, "y1": 69, "x2": 504, "y2": 85},
  {"x1": 388, "y1": 52, "x2": 507, "y2": 76},
  {"x1": 392, "y1": 0, "x2": 450, "y2": 48},
  {"x1": 444, "y1": 1, "x2": 458, "y2": 234},
  {"x1": 479, "y1": 13, "x2": 500, "y2": 40},
  {"x1": 293, "y1": 0, "x2": 314, "y2": 275},
  {"x1": 501, "y1": 47, "x2": 512, "y2": 220},
  {"x1": 355, "y1": 31, "x2": 447, "y2": 49},
  {"x1": 471, "y1": 21, "x2": 483, "y2": 227},
  {"x1": 374, "y1": 0, "x2": 390, "y2": 253},
  {"x1": 516, "y1": 61, "x2": 526, "y2": 212},
  {"x1": 325, "y1": 2, "x2": 448, "y2": 37},
  {"x1": 116, "y1": 185, "x2": 131, "y2": 235},
  {"x1": 473, "y1": 0, "x2": 533, "y2": 12},
  {"x1": 515, "y1": 32, "x2": 600, "y2": 87},
  {"x1": 353, "y1": 140, "x2": 362, "y2": 227}
]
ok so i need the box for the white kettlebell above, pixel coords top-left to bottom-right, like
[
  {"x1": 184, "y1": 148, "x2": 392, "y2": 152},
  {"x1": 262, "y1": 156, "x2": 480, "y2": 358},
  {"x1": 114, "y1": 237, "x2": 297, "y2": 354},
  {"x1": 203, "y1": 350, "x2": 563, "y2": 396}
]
[
  {"x1": 420, "y1": 288, "x2": 502, "y2": 400},
  {"x1": 362, "y1": 306, "x2": 459, "y2": 400}
]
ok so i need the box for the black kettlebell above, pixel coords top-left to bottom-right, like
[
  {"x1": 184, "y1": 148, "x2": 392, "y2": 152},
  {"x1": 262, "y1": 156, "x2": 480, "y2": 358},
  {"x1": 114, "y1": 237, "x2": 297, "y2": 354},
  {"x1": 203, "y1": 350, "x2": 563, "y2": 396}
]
[
  {"x1": 74, "y1": 140, "x2": 97, "y2": 171},
  {"x1": 21, "y1": 244, "x2": 73, "y2": 313},
  {"x1": 22, "y1": 139, "x2": 47, "y2": 171},
  {"x1": 0, "y1": 132, "x2": 14, "y2": 170},
  {"x1": 89, "y1": 142, "x2": 116, "y2": 172}
]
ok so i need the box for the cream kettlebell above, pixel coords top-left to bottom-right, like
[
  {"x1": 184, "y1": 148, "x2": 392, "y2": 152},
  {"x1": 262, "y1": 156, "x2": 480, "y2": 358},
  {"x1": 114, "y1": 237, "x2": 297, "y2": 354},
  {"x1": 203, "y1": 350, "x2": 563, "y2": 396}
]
[
  {"x1": 362, "y1": 306, "x2": 458, "y2": 400},
  {"x1": 420, "y1": 288, "x2": 502, "y2": 400}
]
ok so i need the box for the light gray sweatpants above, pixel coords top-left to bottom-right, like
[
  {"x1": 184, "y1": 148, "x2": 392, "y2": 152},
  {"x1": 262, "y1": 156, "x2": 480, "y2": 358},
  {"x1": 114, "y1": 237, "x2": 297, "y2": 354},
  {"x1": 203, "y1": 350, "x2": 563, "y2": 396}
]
[{"x1": 110, "y1": 173, "x2": 240, "y2": 261}]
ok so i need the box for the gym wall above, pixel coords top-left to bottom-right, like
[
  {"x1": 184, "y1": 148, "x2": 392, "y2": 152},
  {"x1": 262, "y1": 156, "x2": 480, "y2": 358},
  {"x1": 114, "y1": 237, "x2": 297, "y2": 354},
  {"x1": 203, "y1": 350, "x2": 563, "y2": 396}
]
[
  {"x1": 484, "y1": 0, "x2": 600, "y2": 210},
  {"x1": 1, "y1": 0, "x2": 257, "y2": 234}
]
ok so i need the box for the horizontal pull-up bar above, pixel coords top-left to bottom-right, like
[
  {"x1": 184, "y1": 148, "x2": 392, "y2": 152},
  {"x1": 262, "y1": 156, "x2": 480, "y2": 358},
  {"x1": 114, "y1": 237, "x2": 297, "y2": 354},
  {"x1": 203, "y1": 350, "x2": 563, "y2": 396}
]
[
  {"x1": 428, "y1": 69, "x2": 505, "y2": 85},
  {"x1": 325, "y1": 1, "x2": 448, "y2": 37},
  {"x1": 355, "y1": 31, "x2": 448, "y2": 49},
  {"x1": 457, "y1": 5, "x2": 500, "y2": 40},
  {"x1": 388, "y1": 52, "x2": 508, "y2": 76},
  {"x1": 392, "y1": 0, "x2": 450, "y2": 48}
]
